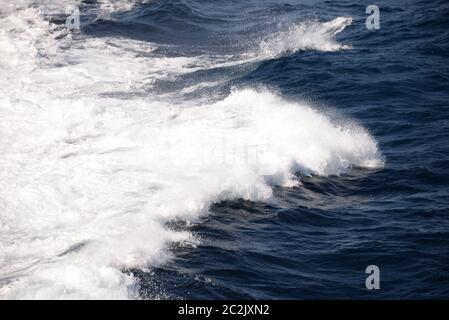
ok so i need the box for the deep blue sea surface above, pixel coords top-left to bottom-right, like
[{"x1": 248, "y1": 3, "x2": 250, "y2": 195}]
[{"x1": 1, "y1": 0, "x2": 448, "y2": 299}]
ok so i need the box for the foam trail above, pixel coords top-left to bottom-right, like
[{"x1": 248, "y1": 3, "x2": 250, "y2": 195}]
[
  {"x1": 179, "y1": 16, "x2": 354, "y2": 79},
  {"x1": 259, "y1": 17, "x2": 353, "y2": 57},
  {"x1": 0, "y1": 2, "x2": 382, "y2": 299}
]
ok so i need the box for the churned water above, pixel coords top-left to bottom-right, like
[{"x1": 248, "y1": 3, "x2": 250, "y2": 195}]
[{"x1": 0, "y1": 0, "x2": 448, "y2": 299}]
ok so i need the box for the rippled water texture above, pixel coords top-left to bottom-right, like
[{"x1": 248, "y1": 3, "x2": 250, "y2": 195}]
[{"x1": 0, "y1": 0, "x2": 448, "y2": 299}]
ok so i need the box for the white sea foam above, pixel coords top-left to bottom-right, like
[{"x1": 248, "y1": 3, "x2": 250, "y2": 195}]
[
  {"x1": 259, "y1": 17, "x2": 353, "y2": 57},
  {"x1": 0, "y1": 2, "x2": 382, "y2": 299}
]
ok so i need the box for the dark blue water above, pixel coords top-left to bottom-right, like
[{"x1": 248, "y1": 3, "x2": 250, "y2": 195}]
[{"x1": 52, "y1": 0, "x2": 449, "y2": 298}]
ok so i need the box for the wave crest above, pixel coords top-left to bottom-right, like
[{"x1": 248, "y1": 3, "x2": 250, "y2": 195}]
[{"x1": 259, "y1": 17, "x2": 353, "y2": 57}]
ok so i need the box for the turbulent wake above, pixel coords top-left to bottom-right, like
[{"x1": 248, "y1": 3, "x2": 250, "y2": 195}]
[{"x1": 0, "y1": 1, "x2": 383, "y2": 299}]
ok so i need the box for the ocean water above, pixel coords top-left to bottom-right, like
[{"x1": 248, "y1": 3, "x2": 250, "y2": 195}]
[{"x1": 0, "y1": 0, "x2": 448, "y2": 299}]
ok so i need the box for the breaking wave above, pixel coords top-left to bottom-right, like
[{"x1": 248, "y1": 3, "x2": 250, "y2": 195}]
[{"x1": 0, "y1": 1, "x2": 382, "y2": 299}]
